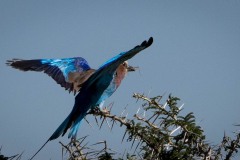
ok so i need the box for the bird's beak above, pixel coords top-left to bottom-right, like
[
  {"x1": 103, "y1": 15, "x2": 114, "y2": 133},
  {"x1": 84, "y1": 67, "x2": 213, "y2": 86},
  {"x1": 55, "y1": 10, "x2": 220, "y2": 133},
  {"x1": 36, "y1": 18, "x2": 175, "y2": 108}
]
[{"x1": 127, "y1": 65, "x2": 138, "y2": 72}]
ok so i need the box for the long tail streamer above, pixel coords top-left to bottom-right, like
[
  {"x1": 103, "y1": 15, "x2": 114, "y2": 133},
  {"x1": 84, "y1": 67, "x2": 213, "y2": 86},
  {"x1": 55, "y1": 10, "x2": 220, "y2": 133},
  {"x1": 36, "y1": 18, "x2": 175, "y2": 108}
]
[{"x1": 29, "y1": 139, "x2": 50, "y2": 160}]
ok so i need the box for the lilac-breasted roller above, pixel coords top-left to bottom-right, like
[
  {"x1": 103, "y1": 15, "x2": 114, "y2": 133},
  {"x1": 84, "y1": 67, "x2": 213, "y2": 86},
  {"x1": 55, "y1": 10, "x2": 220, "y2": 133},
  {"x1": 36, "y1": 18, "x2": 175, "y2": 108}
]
[
  {"x1": 7, "y1": 58, "x2": 135, "y2": 111},
  {"x1": 9, "y1": 37, "x2": 153, "y2": 159}
]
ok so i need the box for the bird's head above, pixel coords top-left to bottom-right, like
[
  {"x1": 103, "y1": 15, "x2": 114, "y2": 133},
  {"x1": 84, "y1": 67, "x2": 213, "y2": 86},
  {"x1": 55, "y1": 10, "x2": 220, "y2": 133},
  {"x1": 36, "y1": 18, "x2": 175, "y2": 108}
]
[
  {"x1": 114, "y1": 61, "x2": 137, "y2": 86},
  {"x1": 121, "y1": 61, "x2": 138, "y2": 72},
  {"x1": 116, "y1": 61, "x2": 138, "y2": 78}
]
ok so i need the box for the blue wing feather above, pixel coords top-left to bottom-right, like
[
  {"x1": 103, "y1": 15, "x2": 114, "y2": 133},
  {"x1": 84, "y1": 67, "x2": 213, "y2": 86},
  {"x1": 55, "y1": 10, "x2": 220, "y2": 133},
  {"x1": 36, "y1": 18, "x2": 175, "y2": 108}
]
[
  {"x1": 41, "y1": 57, "x2": 91, "y2": 81},
  {"x1": 7, "y1": 57, "x2": 92, "y2": 92},
  {"x1": 88, "y1": 37, "x2": 153, "y2": 89}
]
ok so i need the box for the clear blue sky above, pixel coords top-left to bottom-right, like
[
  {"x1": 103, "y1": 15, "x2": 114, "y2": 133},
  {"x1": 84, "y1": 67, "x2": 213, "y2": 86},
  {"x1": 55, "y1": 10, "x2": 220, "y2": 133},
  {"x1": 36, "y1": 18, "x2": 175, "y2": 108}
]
[{"x1": 1, "y1": 1, "x2": 240, "y2": 159}]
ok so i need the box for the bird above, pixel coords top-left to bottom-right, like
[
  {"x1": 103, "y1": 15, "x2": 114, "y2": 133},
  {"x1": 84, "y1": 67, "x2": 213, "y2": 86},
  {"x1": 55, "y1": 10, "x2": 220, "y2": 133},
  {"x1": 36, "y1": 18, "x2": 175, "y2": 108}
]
[
  {"x1": 10, "y1": 37, "x2": 153, "y2": 159},
  {"x1": 6, "y1": 57, "x2": 136, "y2": 95}
]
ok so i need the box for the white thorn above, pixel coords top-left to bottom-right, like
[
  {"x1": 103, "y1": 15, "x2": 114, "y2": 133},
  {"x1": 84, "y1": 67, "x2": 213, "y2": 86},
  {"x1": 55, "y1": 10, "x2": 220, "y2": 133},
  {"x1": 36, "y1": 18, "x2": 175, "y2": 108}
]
[
  {"x1": 170, "y1": 126, "x2": 181, "y2": 135},
  {"x1": 143, "y1": 111, "x2": 146, "y2": 118},
  {"x1": 163, "y1": 102, "x2": 167, "y2": 109},
  {"x1": 125, "y1": 112, "x2": 128, "y2": 119},
  {"x1": 136, "y1": 107, "x2": 140, "y2": 115},
  {"x1": 179, "y1": 103, "x2": 184, "y2": 110},
  {"x1": 147, "y1": 88, "x2": 152, "y2": 97},
  {"x1": 120, "y1": 107, "x2": 126, "y2": 117}
]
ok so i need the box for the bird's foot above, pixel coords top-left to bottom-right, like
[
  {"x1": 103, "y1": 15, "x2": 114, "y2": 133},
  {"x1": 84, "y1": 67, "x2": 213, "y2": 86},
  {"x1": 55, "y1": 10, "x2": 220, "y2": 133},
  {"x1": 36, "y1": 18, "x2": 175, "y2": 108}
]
[
  {"x1": 90, "y1": 107, "x2": 101, "y2": 114},
  {"x1": 89, "y1": 107, "x2": 110, "y2": 115}
]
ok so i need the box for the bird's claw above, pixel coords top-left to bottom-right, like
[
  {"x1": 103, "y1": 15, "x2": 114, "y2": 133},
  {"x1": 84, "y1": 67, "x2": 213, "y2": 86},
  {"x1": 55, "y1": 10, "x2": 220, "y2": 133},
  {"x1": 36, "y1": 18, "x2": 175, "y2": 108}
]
[
  {"x1": 90, "y1": 107, "x2": 101, "y2": 114},
  {"x1": 89, "y1": 107, "x2": 110, "y2": 115}
]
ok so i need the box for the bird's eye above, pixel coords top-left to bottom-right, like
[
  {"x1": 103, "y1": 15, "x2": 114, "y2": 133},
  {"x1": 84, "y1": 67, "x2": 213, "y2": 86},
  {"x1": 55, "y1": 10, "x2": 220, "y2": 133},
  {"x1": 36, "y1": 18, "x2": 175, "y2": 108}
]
[{"x1": 122, "y1": 62, "x2": 127, "y2": 67}]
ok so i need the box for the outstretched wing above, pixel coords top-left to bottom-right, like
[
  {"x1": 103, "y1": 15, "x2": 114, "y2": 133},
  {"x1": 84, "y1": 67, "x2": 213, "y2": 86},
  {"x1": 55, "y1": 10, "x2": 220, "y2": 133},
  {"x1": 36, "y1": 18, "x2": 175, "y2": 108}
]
[
  {"x1": 6, "y1": 57, "x2": 92, "y2": 93},
  {"x1": 86, "y1": 37, "x2": 153, "y2": 89}
]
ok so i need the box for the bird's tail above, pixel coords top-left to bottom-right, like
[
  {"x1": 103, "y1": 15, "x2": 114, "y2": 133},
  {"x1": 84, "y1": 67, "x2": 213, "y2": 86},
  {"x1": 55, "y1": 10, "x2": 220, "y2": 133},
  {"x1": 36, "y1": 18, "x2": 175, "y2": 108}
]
[
  {"x1": 49, "y1": 110, "x2": 86, "y2": 141},
  {"x1": 29, "y1": 139, "x2": 50, "y2": 160},
  {"x1": 6, "y1": 59, "x2": 46, "y2": 72}
]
